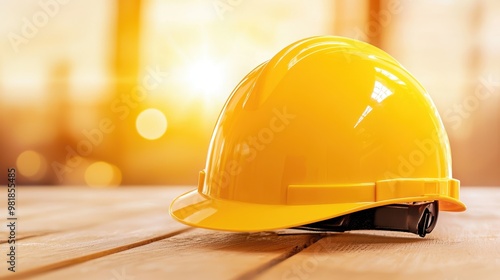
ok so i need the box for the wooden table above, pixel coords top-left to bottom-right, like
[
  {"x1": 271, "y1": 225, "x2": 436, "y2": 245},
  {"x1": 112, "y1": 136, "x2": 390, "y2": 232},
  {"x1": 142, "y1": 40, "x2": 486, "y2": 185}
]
[{"x1": 0, "y1": 186, "x2": 499, "y2": 280}]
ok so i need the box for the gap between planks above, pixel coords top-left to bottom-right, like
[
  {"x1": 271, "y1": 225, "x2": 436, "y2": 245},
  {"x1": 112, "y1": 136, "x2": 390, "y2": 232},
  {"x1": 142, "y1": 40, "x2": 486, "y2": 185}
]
[
  {"x1": 233, "y1": 233, "x2": 325, "y2": 280},
  {"x1": 2, "y1": 228, "x2": 192, "y2": 280}
]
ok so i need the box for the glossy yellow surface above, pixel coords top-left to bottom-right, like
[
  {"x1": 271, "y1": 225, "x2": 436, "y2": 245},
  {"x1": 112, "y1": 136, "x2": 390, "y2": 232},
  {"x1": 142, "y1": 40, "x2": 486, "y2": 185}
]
[{"x1": 170, "y1": 36, "x2": 466, "y2": 232}]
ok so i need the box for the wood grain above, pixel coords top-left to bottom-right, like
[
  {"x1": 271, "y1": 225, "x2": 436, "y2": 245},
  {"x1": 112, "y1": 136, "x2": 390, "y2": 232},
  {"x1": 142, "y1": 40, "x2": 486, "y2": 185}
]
[
  {"x1": 0, "y1": 187, "x2": 191, "y2": 279},
  {"x1": 30, "y1": 229, "x2": 322, "y2": 280},
  {"x1": 1, "y1": 186, "x2": 499, "y2": 280},
  {"x1": 256, "y1": 187, "x2": 500, "y2": 280},
  {"x1": 0, "y1": 187, "x2": 186, "y2": 241}
]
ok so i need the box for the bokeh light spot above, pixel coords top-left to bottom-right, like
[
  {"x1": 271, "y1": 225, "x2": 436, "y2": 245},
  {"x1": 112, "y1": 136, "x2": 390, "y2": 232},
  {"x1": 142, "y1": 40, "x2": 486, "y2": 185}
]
[
  {"x1": 84, "y1": 161, "x2": 122, "y2": 187},
  {"x1": 136, "y1": 108, "x2": 168, "y2": 140},
  {"x1": 16, "y1": 150, "x2": 46, "y2": 178}
]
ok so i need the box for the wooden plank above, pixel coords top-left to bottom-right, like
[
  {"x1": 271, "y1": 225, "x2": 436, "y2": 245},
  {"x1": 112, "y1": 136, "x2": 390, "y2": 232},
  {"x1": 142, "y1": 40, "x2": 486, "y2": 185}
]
[
  {"x1": 0, "y1": 187, "x2": 192, "y2": 279},
  {"x1": 0, "y1": 187, "x2": 171, "y2": 219},
  {"x1": 256, "y1": 187, "x2": 500, "y2": 280},
  {"x1": 3, "y1": 186, "x2": 499, "y2": 279},
  {"x1": 28, "y1": 229, "x2": 322, "y2": 280},
  {"x1": 0, "y1": 187, "x2": 188, "y2": 242},
  {"x1": 0, "y1": 211, "x2": 189, "y2": 279},
  {"x1": 25, "y1": 187, "x2": 500, "y2": 280}
]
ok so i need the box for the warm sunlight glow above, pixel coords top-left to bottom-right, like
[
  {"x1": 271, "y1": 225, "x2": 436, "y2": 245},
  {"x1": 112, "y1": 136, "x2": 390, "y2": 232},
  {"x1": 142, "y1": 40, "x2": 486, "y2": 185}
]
[
  {"x1": 136, "y1": 108, "x2": 168, "y2": 140},
  {"x1": 84, "y1": 161, "x2": 122, "y2": 187},
  {"x1": 180, "y1": 58, "x2": 226, "y2": 100}
]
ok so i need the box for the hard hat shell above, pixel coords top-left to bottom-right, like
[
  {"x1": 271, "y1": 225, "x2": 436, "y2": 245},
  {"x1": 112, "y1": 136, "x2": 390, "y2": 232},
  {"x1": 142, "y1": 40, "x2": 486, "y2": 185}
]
[{"x1": 170, "y1": 36, "x2": 466, "y2": 232}]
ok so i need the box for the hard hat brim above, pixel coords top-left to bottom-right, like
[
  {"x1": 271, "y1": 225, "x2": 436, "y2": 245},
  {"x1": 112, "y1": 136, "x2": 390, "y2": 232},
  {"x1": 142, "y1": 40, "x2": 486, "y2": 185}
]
[{"x1": 170, "y1": 188, "x2": 465, "y2": 232}]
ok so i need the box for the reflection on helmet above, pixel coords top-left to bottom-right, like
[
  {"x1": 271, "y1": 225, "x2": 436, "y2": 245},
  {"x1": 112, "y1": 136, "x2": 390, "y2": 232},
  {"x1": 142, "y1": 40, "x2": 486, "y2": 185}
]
[{"x1": 170, "y1": 36, "x2": 466, "y2": 237}]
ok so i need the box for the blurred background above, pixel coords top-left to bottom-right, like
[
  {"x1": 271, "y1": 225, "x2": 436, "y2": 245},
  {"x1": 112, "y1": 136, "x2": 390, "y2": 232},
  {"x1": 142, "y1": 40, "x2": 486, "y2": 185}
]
[{"x1": 0, "y1": 0, "x2": 499, "y2": 187}]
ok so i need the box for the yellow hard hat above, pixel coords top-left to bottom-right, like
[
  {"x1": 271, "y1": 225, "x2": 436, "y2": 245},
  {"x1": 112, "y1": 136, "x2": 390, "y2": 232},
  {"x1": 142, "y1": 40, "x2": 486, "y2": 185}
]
[{"x1": 170, "y1": 36, "x2": 466, "y2": 237}]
